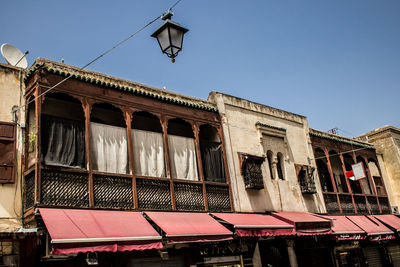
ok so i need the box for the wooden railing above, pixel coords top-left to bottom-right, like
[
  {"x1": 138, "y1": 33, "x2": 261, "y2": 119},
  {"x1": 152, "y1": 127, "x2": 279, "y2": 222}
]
[
  {"x1": 323, "y1": 192, "x2": 390, "y2": 215},
  {"x1": 24, "y1": 168, "x2": 231, "y2": 212}
]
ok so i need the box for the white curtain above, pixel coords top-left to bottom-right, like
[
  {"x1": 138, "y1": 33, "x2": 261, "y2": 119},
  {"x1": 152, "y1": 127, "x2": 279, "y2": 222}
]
[
  {"x1": 90, "y1": 122, "x2": 129, "y2": 174},
  {"x1": 132, "y1": 129, "x2": 165, "y2": 177},
  {"x1": 168, "y1": 135, "x2": 199, "y2": 180}
]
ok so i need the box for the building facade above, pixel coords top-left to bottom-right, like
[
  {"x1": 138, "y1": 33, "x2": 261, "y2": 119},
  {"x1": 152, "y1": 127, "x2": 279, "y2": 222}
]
[
  {"x1": 0, "y1": 63, "x2": 29, "y2": 266},
  {"x1": 310, "y1": 128, "x2": 399, "y2": 267},
  {"x1": 1, "y1": 57, "x2": 399, "y2": 267},
  {"x1": 358, "y1": 126, "x2": 400, "y2": 212}
]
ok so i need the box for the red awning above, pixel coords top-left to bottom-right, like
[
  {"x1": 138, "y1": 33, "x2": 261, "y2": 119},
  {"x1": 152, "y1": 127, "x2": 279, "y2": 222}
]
[
  {"x1": 272, "y1": 211, "x2": 332, "y2": 236},
  {"x1": 374, "y1": 215, "x2": 400, "y2": 232},
  {"x1": 346, "y1": 215, "x2": 395, "y2": 241},
  {"x1": 39, "y1": 208, "x2": 163, "y2": 255},
  {"x1": 211, "y1": 213, "x2": 295, "y2": 237},
  {"x1": 145, "y1": 212, "x2": 232, "y2": 243},
  {"x1": 322, "y1": 216, "x2": 366, "y2": 240}
]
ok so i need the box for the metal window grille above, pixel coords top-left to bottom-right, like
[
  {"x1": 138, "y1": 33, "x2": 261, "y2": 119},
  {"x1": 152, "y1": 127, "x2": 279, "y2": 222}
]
[
  {"x1": 240, "y1": 154, "x2": 265, "y2": 190},
  {"x1": 297, "y1": 165, "x2": 317, "y2": 194}
]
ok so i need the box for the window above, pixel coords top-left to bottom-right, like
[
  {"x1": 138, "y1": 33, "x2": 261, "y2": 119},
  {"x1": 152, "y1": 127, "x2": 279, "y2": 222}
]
[
  {"x1": 329, "y1": 151, "x2": 349, "y2": 193},
  {"x1": 356, "y1": 156, "x2": 372, "y2": 195},
  {"x1": 267, "y1": 150, "x2": 274, "y2": 179},
  {"x1": 368, "y1": 159, "x2": 386, "y2": 196},
  {"x1": 90, "y1": 103, "x2": 128, "y2": 174},
  {"x1": 276, "y1": 152, "x2": 285, "y2": 180},
  {"x1": 240, "y1": 153, "x2": 265, "y2": 190},
  {"x1": 167, "y1": 118, "x2": 199, "y2": 181},
  {"x1": 199, "y1": 124, "x2": 225, "y2": 183},
  {"x1": 0, "y1": 122, "x2": 16, "y2": 183},
  {"x1": 131, "y1": 111, "x2": 165, "y2": 178},
  {"x1": 41, "y1": 93, "x2": 86, "y2": 169},
  {"x1": 295, "y1": 164, "x2": 316, "y2": 194},
  {"x1": 314, "y1": 148, "x2": 333, "y2": 192},
  {"x1": 257, "y1": 122, "x2": 287, "y2": 181}
]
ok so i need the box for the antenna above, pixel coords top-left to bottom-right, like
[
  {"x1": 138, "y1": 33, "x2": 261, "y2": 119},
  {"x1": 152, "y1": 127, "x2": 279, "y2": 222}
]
[
  {"x1": 1, "y1": 43, "x2": 29, "y2": 68},
  {"x1": 327, "y1": 127, "x2": 339, "y2": 135}
]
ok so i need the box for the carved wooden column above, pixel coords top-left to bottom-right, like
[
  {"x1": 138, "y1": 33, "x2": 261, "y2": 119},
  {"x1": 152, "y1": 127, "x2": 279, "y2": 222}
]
[
  {"x1": 323, "y1": 148, "x2": 342, "y2": 213},
  {"x1": 125, "y1": 109, "x2": 138, "y2": 209},
  {"x1": 192, "y1": 122, "x2": 208, "y2": 211},
  {"x1": 34, "y1": 87, "x2": 42, "y2": 205},
  {"x1": 82, "y1": 98, "x2": 94, "y2": 207},
  {"x1": 161, "y1": 116, "x2": 176, "y2": 210}
]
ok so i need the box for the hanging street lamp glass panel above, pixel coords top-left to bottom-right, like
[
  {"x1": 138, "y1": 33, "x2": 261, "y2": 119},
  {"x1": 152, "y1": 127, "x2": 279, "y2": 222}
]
[{"x1": 151, "y1": 18, "x2": 189, "y2": 62}]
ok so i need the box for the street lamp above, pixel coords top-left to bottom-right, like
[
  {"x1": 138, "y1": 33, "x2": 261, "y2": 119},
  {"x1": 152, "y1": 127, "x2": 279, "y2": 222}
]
[{"x1": 151, "y1": 11, "x2": 189, "y2": 63}]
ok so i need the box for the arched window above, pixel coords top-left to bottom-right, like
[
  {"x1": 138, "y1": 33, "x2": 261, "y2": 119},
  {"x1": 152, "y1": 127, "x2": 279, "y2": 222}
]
[
  {"x1": 368, "y1": 159, "x2": 386, "y2": 196},
  {"x1": 276, "y1": 152, "x2": 284, "y2": 180},
  {"x1": 329, "y1": 150, "x2": 348, "y2": 193},
  {"x1": 356, "y1": 156, "x2": 372, "y2": 195},
  {"x1": 342, "y1": 154, "x2": 359, "y2": 194},
  {"x1": 167, "y1": 118, "x2": 198, "y2": 180},
  {"x1": 314, "y1": 148, "x2": 333, "y2": 192},
  {"x1": 90, "y1": 103, "x2": 128, "y2": 174},
  {"x1": 199, "y1": 124, "x2": 225, "y2": 183},
  {"x1": 267, "y1": 150, "x2": 274, "y2": 179},
  {"x1": 41, "y1": 93, "x2": 85, "y2": 169},
  {"x1": 131, "y1": 111, "x2": 165, "y2": 177}
]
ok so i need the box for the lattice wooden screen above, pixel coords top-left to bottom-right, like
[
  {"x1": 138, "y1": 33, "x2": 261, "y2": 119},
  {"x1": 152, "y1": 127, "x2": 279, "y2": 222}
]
[
  {"x1": 94, "y1": 175, "x2": 133, "y2": 209},
  {"x1": 41, "y1": 170, "x2": 89, "y2": 207},
  {"x1": 339, "y1": 194, "x2": 355, "y2": 214},
  {"x1": 136, "y1": 178, "x2": 171, "y2": 210},
  {"x1": 174, "y1": 182, "x2": 205, "y2": 211},
  {"x1": 379, "y1": 197, "x2": 391, "y2": 214},
  {"x1": 206, "y1": 185, "x2": 231, "y2": 212},
  {"x1": 354, "y1": 195, "x2": 368, "y2": 214},
  {"x1": 367, "y1": 196, "x2": 380, "y2": 214},
  {"x1": 24, "y1": 172, "x2": 35, "y2": 209},
  {"x1": 323, "y1": 193, "x2": 340, "y2": 214}
]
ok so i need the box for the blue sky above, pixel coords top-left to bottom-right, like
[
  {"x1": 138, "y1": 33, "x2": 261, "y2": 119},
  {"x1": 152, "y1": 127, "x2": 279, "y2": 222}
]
[{"x1": 1, "y1": 1, "x2": 399, "y2": 137}]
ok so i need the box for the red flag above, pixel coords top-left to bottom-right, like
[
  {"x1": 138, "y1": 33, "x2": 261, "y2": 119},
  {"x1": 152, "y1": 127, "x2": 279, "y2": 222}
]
[{"x1": 345, "y1": 170, "x2": 354, "y2": 179}]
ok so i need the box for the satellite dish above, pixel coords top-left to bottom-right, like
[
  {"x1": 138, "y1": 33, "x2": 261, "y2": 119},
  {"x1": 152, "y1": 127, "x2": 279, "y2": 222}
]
[{"x1": 1, "y1": 43, "x2": 28, "y2": 68}]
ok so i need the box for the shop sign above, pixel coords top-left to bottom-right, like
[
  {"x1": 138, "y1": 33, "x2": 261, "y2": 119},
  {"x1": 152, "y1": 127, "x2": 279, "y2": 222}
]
[{"x1": 204, "y1": 256, "x2": 240, "y2": 264}]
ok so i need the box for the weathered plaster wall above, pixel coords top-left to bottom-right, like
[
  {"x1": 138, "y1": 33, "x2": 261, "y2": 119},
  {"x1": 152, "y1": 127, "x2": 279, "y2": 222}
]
[
  {"x1": 209, "y1": 92, "x2": 326, "y2": 213},
  {"x1": 0, "y1": 63, "x2": 25, "y2": 232}
]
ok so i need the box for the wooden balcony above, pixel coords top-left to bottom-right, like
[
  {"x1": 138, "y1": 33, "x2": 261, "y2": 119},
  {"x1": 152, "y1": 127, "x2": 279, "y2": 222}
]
[
  {"x1": 24, "y1": 167, "x2": 231, "y2": 213},
  {"x1": 322, "y1": 192, "x2": 390, "y2": 215}
]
